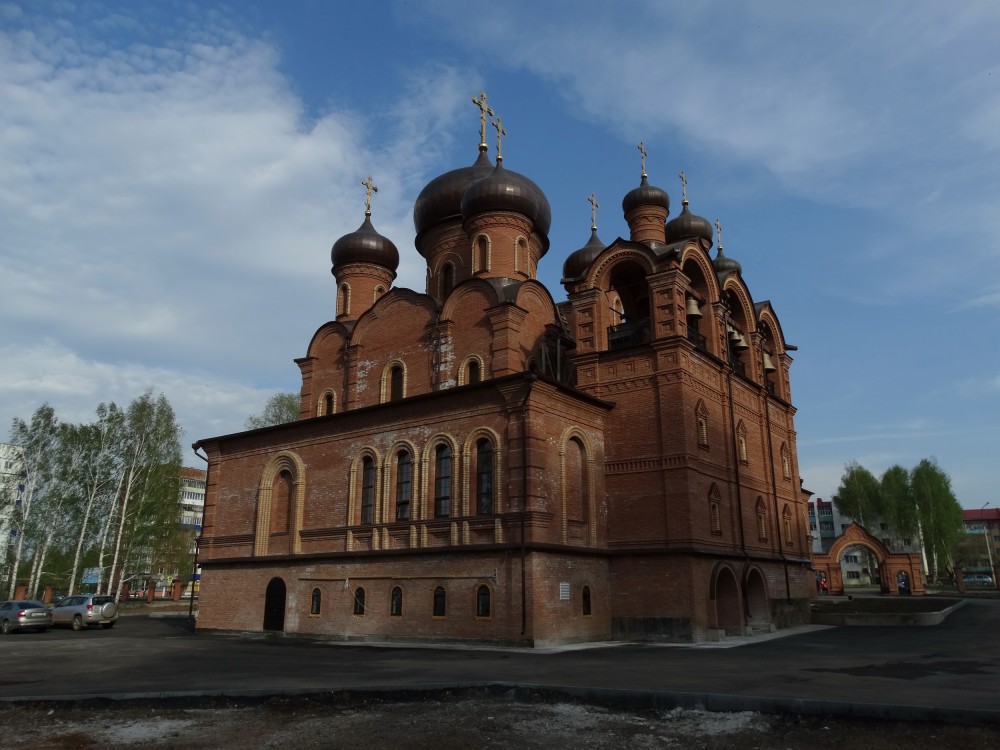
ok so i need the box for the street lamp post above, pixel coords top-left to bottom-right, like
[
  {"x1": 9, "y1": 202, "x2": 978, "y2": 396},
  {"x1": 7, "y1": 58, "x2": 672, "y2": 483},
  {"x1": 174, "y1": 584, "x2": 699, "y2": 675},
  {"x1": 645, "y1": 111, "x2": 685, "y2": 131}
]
[{"x1": 981, "y1": 502, "x2": 996, "y2": 588}]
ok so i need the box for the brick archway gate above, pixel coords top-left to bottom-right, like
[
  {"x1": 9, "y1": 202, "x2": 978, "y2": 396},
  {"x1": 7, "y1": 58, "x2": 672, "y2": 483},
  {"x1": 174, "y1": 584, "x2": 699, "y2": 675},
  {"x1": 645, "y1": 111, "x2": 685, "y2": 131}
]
[{"x1": 813, "y1": 523, "x2": 925, "y2": 596}]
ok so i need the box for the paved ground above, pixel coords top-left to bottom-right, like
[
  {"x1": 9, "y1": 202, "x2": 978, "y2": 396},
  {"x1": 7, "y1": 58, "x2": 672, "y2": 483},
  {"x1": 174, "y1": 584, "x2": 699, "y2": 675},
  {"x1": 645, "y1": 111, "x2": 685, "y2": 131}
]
[{"x1": 1, "y1": 597, "x2": 998, "y2": 747}]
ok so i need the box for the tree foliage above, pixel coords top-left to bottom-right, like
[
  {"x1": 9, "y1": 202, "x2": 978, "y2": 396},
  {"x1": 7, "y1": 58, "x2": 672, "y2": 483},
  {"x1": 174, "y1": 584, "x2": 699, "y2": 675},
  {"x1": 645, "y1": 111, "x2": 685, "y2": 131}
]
[
  {"x1": 5, "y1": 392, "x2": 188, "y2": 599},
  {"x1": 245, "y1": 392, "x2": 300, "y2": 430},
  {"x1": 245, "y1": 393, "x2": 299, "y2": 430},
  {"x1": 832, "y1": 461, "x2": 880, "y2": 527},
  {"x1": 832, "y1": 457, "x2": 965, "y2": 576}
]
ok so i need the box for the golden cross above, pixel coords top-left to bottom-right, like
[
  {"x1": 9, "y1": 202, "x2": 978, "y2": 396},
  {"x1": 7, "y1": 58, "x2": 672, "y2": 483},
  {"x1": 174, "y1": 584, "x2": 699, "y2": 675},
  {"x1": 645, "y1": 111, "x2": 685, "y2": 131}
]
[
  {"x1": 715, "y1": 218, "x2": 723, "y2": 248},
  {"x1": 472, "y1": 91, "x2": 494, "y2": 147},
  {"x1": 638, "y1": 142, "x2": 647, "y2": 178},
  {"x1": 588, "y1": 192, "x2": 599, "y2": 230},
  {"x1": 492, "y1": 115, "x2": 506, "y2": 162},
  {"x1": 679, "y1": 170, "x2": 688, "y2": 202},
  {"x1": 361, "y1": 175, "x2": 377, "y2": 216}
]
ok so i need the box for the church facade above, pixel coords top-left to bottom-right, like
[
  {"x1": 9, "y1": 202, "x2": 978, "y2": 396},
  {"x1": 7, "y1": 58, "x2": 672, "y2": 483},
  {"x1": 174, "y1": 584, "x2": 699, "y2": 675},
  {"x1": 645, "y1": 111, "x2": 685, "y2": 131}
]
[{"x1": 193, "y1": 96, "x2": 813, "y2": 645}]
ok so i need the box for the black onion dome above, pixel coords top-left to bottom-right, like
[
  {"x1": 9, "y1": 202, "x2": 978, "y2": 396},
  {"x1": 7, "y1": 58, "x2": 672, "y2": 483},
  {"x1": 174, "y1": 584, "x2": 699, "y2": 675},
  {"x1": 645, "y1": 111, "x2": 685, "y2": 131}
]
[
  {"x1": 562, "y1": 228, "x2": 605, "y2": 282},
  {"x1": 460, "y1": 163, "x2": 552, "y2": 237},
  {"x1": 713, "y1": 246, "x2": 742, "y2": 276},
  {"x1": 413, "y1": 148, "x2": 494, "y2": 236},
  {"x1": 664, "y1": 199, "x2": 713, "y2": 244},
  {"x1": 622, "y1": 175, "x2": 670, "y2": 215},
  {"x1": 331, "y1": 215, "x2": 399, "y2": 271}
]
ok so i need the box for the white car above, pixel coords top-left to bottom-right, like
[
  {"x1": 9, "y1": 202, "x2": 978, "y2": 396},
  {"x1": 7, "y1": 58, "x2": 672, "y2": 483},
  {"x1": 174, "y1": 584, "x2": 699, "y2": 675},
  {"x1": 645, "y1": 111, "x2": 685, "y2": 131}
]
[{"x1": 51, "y1": 594, "x2": 119, "y2": 630}]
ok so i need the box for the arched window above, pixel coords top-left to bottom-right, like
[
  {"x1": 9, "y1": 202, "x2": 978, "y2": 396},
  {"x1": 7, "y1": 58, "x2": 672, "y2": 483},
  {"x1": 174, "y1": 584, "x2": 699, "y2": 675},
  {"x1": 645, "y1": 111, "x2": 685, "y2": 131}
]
[
  {"x1": 442, "y1": 263, "x2": 455, "y2": 298},
  {"x1": 783, "y1": 504, "x2": 793, "y2": 546},
  {"x1": 476, "y1": 585, "x2": 491, "y2": 618},
  {"x1": 696, "y1": 401, "x2": 709, "y2": 448},
  {"x1": 467, "y1": 359, "x2": 481, "y2": 385},
  {"x1": 310, "y1": 588, "x2": 321, "y2": 615},
  {"x1": 338, "y1": 283, "x2": 350, "y2": 317},
  {"x1": 780, "y1": 444, "x2": 791, "y2": 479},
  {"x1": 374, "y1": 285, "x2": 386, "y2": 301},
  {"x1": 434, "y1": 444, "x2": 451, "y2": 518},
  {"x1": 756, "y1": 498, "x2": 768, "y2": 541},
  {"x1": 324, "y1": 392, "x2": 334, "y2": 416},
  {"x1": 475, "y1": 235, "x2": 489, "y2": 273},
  {"x1": 271, "y1": 470, "x2": 293, "y2": 534},
  {"x1": 709, "y1": 484, "x2": 722, "y2": 535},
  {"x1": 737, "y1": 422, "x2": 748, "y2": 464},
  {"x1": 390, "y1": 586, "x2": 403, "y2": 617},
  {"x1": 390, "y1": 365, "x2": 404, "y2": 402},
  {"x1": 566, "y1": 436, "x2": 587, "y2": 522},
  {"x1": 395, "y1": 450, "x2": 412, "y2": 521},
  {"x1": 433, "y1": 586, "x2": 446, "y2": 617},
  {"x1": 582, "y1": 586, "x2": 592, "y2": 616},
  {"x1": 360, "y1": 457, "x2": 375, "y2": 525},
  {"x1": 353, "y1": 587, "x2": 366, "y2": 615},
  {"x1": 476, "y1": 439, "x2": 493, "y2": 515},
  {"x1": 515, "y1": 237, "x2": 528, "y2": 276}
]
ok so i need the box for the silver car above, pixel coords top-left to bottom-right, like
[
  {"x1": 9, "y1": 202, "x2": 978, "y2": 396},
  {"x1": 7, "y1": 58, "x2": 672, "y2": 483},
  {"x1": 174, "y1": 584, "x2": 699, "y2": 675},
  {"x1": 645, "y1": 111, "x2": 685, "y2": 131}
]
[
  {"x1": 0, "y1": 600, "x2": 53, "y2": 633},
  {"x1": 51, "y1": 594, "x2": 118, "y2": 630}
]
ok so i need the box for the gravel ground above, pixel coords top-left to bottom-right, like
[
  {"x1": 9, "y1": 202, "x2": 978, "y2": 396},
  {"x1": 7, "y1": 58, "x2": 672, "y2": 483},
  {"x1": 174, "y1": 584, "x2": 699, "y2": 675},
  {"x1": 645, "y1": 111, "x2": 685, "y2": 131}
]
[{"x1": 4, "y1": 695, "x2": 999, "y2": 750}]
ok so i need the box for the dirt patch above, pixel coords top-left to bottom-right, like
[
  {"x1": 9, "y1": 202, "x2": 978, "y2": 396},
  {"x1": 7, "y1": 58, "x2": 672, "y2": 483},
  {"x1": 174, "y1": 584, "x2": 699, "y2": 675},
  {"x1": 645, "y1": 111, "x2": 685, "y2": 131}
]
[{"x1": 3, "y1": 696, "x2": 998, "y2": 750}]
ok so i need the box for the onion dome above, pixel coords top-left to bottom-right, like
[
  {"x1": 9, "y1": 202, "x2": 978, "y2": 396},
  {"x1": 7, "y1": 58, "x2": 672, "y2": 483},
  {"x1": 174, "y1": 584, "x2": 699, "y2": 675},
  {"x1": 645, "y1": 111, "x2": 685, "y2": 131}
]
[
  {"x1": 460, "y1": 162, "x2": 552, "y2": 237},
  {"x1": 713, "y1": 245, "x2": 742, "y2": 277},
  {"x1": 622, "y1": 175, "x2": 670, "y2": 215},
  {"x1": 562, "y1": 228, "x2": 605, "y2": 282},
  {"x1": 331, "y1": 215, "x2": 399, "y2": 271},
  {"x1": 665, "y1": 199, "x2": 713, "y2": 245},
  {"x1": 413, "y1": 147, "x2": 494, "y2": 237}
]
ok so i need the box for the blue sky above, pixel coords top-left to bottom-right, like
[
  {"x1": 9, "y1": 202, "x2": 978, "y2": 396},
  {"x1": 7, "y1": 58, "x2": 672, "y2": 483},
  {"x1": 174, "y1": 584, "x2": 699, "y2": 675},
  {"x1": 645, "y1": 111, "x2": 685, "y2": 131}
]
[{"x1": 2, "y1": 1, "x2": 998, "y2": 507}]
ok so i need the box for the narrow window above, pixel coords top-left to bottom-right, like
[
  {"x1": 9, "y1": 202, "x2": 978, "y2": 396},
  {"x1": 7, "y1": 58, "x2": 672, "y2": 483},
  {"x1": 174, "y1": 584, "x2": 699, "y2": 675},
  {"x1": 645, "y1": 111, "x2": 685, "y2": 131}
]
[
  {"x1": 390, "y1": 365, "x2": 404, "y2": 402},
  {"x1": 468, "y1": 360, "x2": 481, "y2": 385},
  {"x1": 395, "y1": 450, "x2": 412, "y2": 521},
  {"x1": 756, "y1": 499, "x2": 768, "y2": 541},
  {"x1": 353, "y1": 587, "x2": 366, "y2": 615},
  {"x1": 310, "y1": 588, "x2": 321, "y2": 615},
  {"x1": 476, "y1": 439, "x2": 493, "y2": 515},
  {"x1": 324, "y1": 392, "x2": 334, "y2": 416},
  {"x1": 338, "y1": 283, "x2": 350, "y2": 317},
  {"x1": 476, "y1": 585, "x2": 491, "y2": 618},
  {"x1": 582, "y1": 586, "x2": 592, "y2": 616},
  {"x1": 711, "y1": 501, "x2": 722, "y2": 534},
  {"x1": 783, "y1": 505, "x2": 792, "y2": 546},
  {"x1": 697, "y1": 417, "x2": 708, "y2": 447},
  {"x1": 442, "y1": 263, "x2": 455, "y2": 298},
  {"x1": 434, "y1": 444, "x2": 451, "y2": 518},
  {"x1": 390, "y1": 586, "x2": 403, "y2": 617},
  {"x1": 781, "y1": 445, "x2": 791, "y2": 479},
  {"x1": 475, "y1": 235, "x2": 489, "y2": 273},
  {"x1": 433, "y1": 586, "x2": 446, "y2": 617},
  {"x1": 361, "y1": 457, "x2": 375, "y2": 525},
  {"x1": 374, "y1": 285, "x2": 385, "y2": 300}
]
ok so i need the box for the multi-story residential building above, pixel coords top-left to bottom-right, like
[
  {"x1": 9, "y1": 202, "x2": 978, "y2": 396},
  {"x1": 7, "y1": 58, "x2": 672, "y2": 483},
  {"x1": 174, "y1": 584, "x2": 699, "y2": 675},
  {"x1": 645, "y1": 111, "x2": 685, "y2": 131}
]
[
  {"x1": 0, "y1": 443, "x2": 25, "y2": 584},
  {"x1": 962, "y1": 506, "x2": 1000, "y2": 573}
]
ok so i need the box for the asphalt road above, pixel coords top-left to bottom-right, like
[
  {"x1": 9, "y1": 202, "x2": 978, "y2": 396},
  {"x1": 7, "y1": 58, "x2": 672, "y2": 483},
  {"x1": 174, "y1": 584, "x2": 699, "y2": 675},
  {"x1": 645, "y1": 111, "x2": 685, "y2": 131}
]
[{"x1": 3, "y1": 598, "x2": 998, "y2": 723}]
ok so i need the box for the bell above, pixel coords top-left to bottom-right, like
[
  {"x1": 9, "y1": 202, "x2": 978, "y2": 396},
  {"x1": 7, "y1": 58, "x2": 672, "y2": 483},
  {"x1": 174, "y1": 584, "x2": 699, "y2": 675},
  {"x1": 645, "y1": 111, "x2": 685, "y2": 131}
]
[
  {"x1": 733, "y1": 333, "x2": 749, "y2": 351},
  {"x1": 763, "y1": 352, "x2": 777, "y2": 372},
  {"x1": 685, "y1": 296, "x2": 702, "y2": 318}
]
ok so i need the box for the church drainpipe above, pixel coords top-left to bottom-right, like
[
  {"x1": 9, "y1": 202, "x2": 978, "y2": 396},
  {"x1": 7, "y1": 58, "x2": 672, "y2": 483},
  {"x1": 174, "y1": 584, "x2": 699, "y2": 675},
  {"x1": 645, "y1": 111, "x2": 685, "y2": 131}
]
[
  {"x1": 519, "y1": 375, "x2": 535, "y2": 637},
  {"x1": 761, "y1": 372, "x2": 792, "y2": 602},
  {"x1": 190, "y1": 442, "x2": 209, "y2": 624}
]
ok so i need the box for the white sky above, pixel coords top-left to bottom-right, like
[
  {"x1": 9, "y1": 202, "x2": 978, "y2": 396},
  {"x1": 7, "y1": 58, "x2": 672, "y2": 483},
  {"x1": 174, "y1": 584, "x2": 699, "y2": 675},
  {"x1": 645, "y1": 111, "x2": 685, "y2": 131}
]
[{"x1": 1, "y1": 1, "x2": 998, "y2": 506}]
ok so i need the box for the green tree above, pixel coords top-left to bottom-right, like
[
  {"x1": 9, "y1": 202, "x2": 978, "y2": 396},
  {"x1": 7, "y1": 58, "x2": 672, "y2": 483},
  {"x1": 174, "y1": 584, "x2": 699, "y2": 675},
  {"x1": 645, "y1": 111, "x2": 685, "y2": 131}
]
[
  {"x1": 880, "y1": 464, "x2": 919, "y2": 539},
  {"x1": 833, "y1": 461, "x2": 880, "y2": 527},
  {"x1": 911, "y1": 458, "x2": 963, "y2": 577},
  {"x1": 245, "y1": 392, "x2": 300, "y2": 430}
]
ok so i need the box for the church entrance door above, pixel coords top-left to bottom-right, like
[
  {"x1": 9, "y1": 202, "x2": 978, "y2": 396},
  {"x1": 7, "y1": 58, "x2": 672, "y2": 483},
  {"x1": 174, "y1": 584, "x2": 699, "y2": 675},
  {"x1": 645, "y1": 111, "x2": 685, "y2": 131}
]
[{"x1": 263, "y1": 577, "x2": 286, "y2": 631}]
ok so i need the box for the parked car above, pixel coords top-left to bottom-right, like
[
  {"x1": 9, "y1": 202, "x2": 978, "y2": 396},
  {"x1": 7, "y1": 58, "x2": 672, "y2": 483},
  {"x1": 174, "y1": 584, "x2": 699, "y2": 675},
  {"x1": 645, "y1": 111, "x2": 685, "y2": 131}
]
[
  {"x1": 963, "y1": 574, "x2": 994, "y2": 586},
  {"x1": 0, "y1": 600, "x2": 53, "y2": 633},
  {"x1": 51, "y1": 594, "x2": 118, "y2": 630}
]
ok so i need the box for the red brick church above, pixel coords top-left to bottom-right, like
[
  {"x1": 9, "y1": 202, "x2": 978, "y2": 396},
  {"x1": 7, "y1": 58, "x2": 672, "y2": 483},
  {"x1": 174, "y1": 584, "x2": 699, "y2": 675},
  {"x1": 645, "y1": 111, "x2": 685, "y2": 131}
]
[{"x1": 193, "y1": 94, "x2": 813, "y2": 645}]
